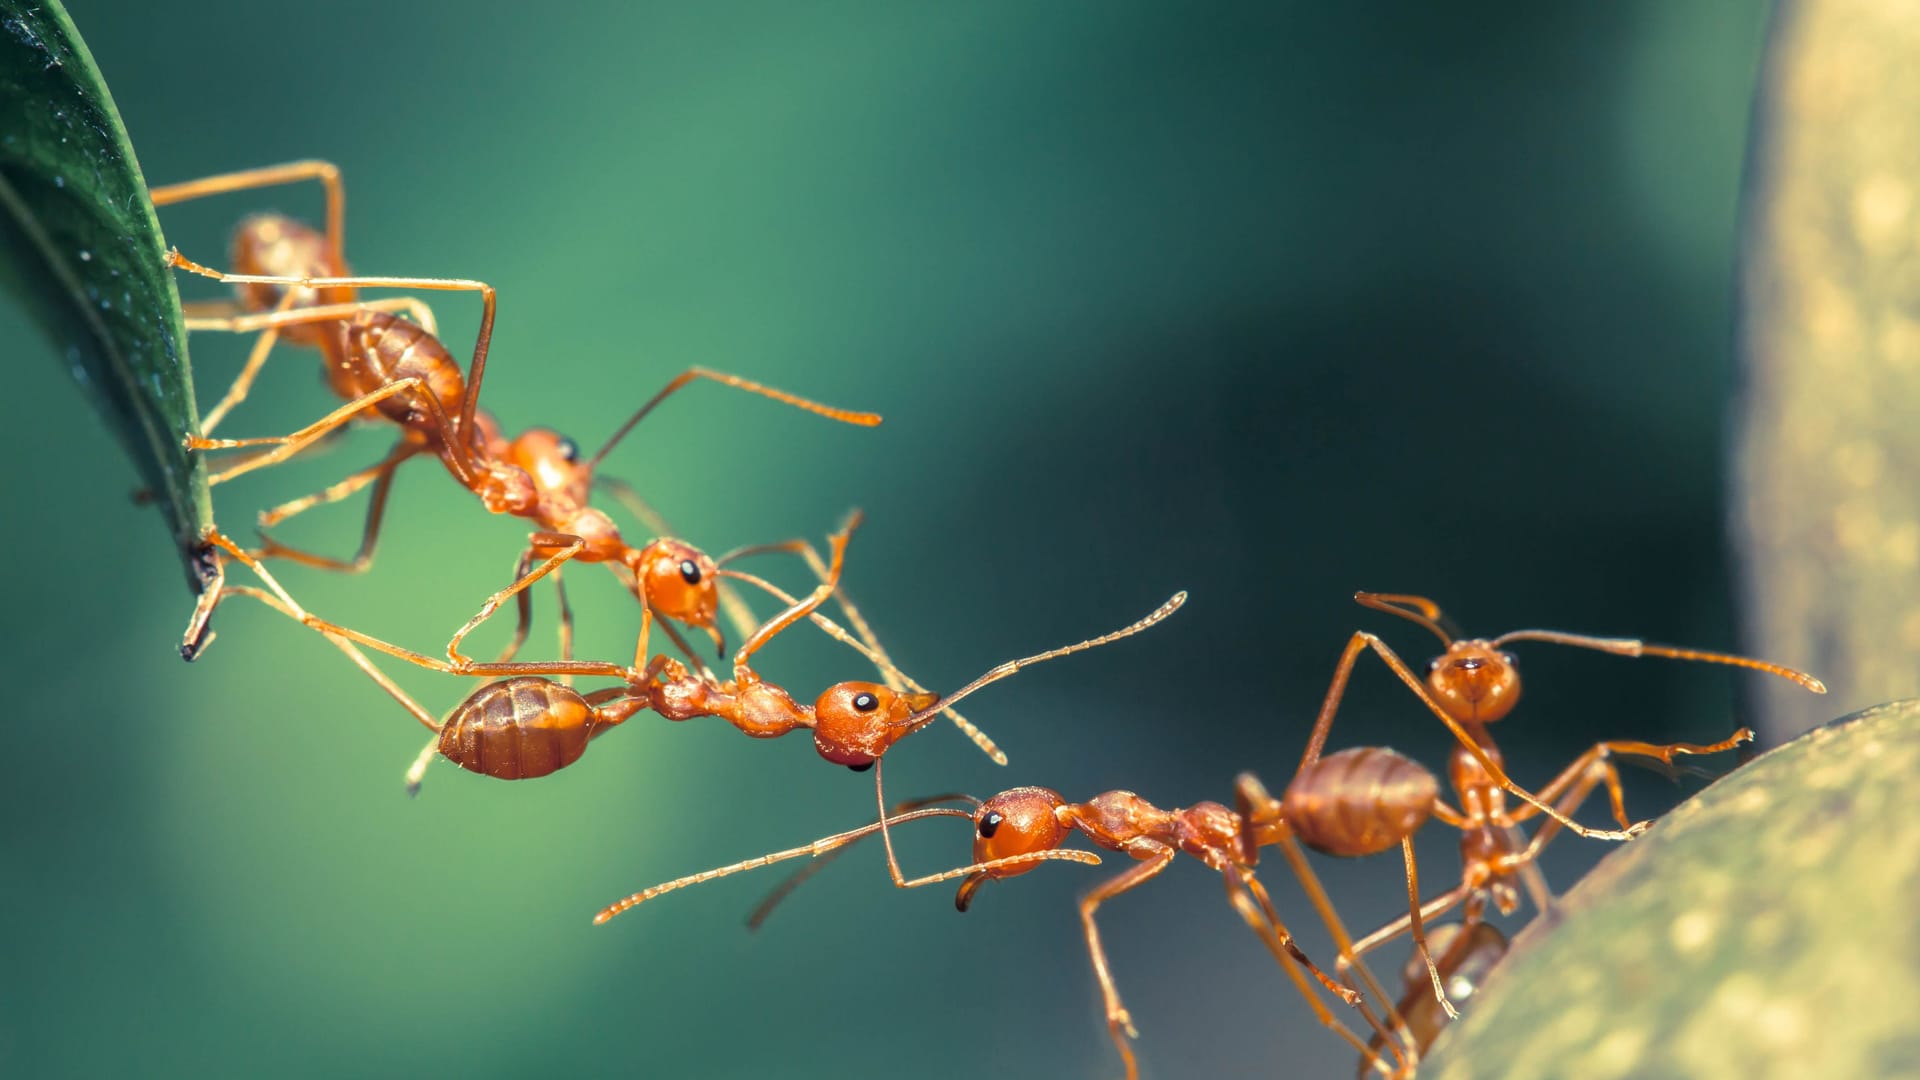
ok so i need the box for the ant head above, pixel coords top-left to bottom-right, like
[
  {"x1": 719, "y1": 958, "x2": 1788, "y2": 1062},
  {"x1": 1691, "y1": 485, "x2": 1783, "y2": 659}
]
[
  {"x1": 1425, "y1": 641, "x2": 1521, "y2": 723},
  {"x1": 506, "y1": 427, "x2": 592, "y2": 506},
  {"x1": 632, "y1": 539, "x2": 721, "y2": 640},
  {"x1": 810, "y1": 683, "x2": 941, "y2": 769},
  {"x1": 955, "y1": 788, "x2": 1072, "y2": 911},
  {"x1": 475, "y1": 461, "x2": 538, "y2": 516}
]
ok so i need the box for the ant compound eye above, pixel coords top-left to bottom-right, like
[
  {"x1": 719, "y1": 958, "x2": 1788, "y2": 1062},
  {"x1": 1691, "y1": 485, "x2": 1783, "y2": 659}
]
[
  {"x1": 556, "y1": 435, "x2": 580, "y2": 463},
  {"x1": 1500, "y1": 652, "x2": 1518, "y2": 669},
  {"x1": 847, "y1": 761, "x2": 874, "y2": 773},
  {"x1": 853, "y1": 692, "x2": 879, "y2": 713},
  {"x1": 978, "y1": 810, "x2": 1004, "y2": 839},
  {"x1": 678, "y1": 559, "x2": 702, "y2": 586},
  {"x1": 1427, "y1": 658, "x2": 1441, "y2": 672}
]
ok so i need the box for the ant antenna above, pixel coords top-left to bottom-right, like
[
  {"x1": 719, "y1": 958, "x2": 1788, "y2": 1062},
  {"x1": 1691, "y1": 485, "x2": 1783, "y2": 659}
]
[
  {"x1": 745, "y1": 793, "x2": 982, "y2": 930},
  {"x1": 717, "y1": 567, "x2": 1008, "y2": 766},
  {"x1": 587, "y1": 369, "x2": 881, "y2": 473},
  {"x1": 893, "y1": 591, "x2": 1189, "y2": 736},
  {"x1": 1354, "y1": 592, "x2": 1455, "y2": 647},
  {"x1": 1487, "y1": 630, "x2": 1828, "y2": 694},
  {"x1": 592, "y1": 805, "x2": 974, "y2": 924}
]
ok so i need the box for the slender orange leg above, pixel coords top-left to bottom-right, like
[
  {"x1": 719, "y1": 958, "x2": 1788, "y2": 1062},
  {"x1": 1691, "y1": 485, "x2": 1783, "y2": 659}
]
[
  {"x1": 187, "y1": 374, "x2": 462, "y2": 488},
  {"x1": 150, "y1": 160, "x2": 347, "y2": 267},
  {"x1": 1507, "y1": 730, "x2": 1755, "y2": 833},
  {"x1": 584, "y1": 367, "x2": 880, "y2": 475},
  {"x1": 1077, "y1": 845, "x2": 1176, "y2": 1080},
  {"x1": 1235, "y1": 794, "x2": 1417, "y2": 1061},
  {"x1": 252, "y1": 450, "x2": 411, "y2": 574},
  {"x1": 219, "y1": 586, "x2": 438, "y2": 733},
  {"x1": 1299, "y1": 632, "x2": 1638, "y2": 841},
  {"x1": 1218, "y1": 867, "x2": 1399, "y2": 1077},
  {"x1": 590, "y1": 809, "x2": 1088, "y2": 925},
  {"x1": 184, "y1": 295, "x2": 439, "y2": 337},
  {"x1": 189, "y1": 294, "x2": 442, "y2": 438},
  {"x1": 445, "y1": 534, "x2": 587, "y2": 668},
  {"x1": 743, "y1": 794, "x2": 982, "y2": 931},
  {"x1": 199, "y1": 290, "x2": 297, "y2": 433},
  {"x1": 167, "y1": 250, "x2": 499, "y2": 469},
  {"x1": 259, "y1": 442, "x2": 419, "y2": 529}
]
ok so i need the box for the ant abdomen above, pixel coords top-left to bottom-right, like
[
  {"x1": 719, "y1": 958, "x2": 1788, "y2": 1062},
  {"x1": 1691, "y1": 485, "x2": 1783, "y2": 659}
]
[
  {"x1": 1283, "y1": 746, "x2": 1437, "y2": 857},
  {"x1": 335, "y1": 312, "x2": 466, "y2": 429},
  {"x1": 438, "y1": 676, "x2": 597, "y2": 780},
  {"x1": 228, "y1": 212, "x2": 353, "y2": 342}
]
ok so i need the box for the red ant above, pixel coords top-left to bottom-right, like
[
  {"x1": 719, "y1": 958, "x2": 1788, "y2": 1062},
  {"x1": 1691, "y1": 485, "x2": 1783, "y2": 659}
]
[
  {"x1": 1297, "y1": 592, "x2": 1826, "y2": 844},
  {"x1": 595, "y1": 756, "x2": 1474, "y2": 1079},
  {"x1": 601, "y1": 599, "x2": 1818, "y2": 1079},
  {"x1": 212, "y1": 512, "x2": 1095, "y2": 792},
  {"x1": 153, "y1": 162, "x2": 877, "y2": 662}
]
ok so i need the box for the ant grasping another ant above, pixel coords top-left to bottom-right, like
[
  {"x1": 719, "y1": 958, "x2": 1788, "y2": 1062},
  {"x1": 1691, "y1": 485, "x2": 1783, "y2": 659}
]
[
  {"x1": 156, "y1": 162, "x2": 881, "y2": 660},
  {"x1": 598, "y1": 757, "x2": 1476, "y2": 1076},
  {"x1": 1298, "y1": 592, "x2": 1825, "y2": 845},
  {"x1": 613, "y1": 598, "x2": 1820, "y2": 1078},
  {"x1": 212, "y1": 512, "x2": 1089, "y2": 795}
]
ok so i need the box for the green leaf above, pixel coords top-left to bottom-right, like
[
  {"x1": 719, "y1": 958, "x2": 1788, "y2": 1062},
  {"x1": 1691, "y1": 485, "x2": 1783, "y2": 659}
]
[
  {"x1": 1418, "y1": 700, "x2": 1920, "y2": 1079},
  {"x1": 0, "y1": 0, "x2": 212, "y2": 596}
]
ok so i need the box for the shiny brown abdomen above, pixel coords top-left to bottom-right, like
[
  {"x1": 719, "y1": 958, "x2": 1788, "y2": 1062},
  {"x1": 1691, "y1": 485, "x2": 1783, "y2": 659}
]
[
  {"x1": 438, "y1": 677, "x2": 595, "y2": 780},
  {"x1": 1282, "y1": 746, "x2": 1438, "y2": 857},
  {"x1": 332, "y1": 311, "x2": 467, "y2": 437},
  {"x1": 229, "y1": 213, "x2": 354, "y2": 346}
]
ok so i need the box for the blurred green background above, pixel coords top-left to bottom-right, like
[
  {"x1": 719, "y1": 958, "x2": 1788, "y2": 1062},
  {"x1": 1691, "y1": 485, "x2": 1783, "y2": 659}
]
[{"x1": 1, "y1": 3, "x2": 1785, "y2": 1077}]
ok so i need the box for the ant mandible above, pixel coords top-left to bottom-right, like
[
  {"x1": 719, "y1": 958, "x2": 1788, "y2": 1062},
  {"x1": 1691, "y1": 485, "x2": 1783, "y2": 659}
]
[{"x1": 1298, "y1": 592, "x2": 1825, "y2": 843}]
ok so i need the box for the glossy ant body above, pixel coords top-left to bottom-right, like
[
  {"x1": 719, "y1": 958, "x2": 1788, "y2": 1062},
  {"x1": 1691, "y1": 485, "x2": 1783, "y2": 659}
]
[
  {"x1": 1298, "y1": 592, "x2": 1826, "y2": 844},
  {"x1": 216, "y1": 512, "x2": 1112, "y2": 792},
  {"x1": 154, "y1": 162, "x2": 877, "y2": 661},
  {"x1": 597, "y1": 754, "x2": 1468, "y2": 1079},
  {"x1": 599, "y1": 590, "x2": 1822, "y2": 1078}
]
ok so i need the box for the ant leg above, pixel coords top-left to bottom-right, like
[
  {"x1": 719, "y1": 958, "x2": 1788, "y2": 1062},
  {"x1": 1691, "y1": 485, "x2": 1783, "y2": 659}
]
[
  {"x1": 1508, "y1": 729, "x2": 1755, "y2": 833},
  {"x1": 217, "y1": 584, "x2": 439, "y2": 735},
  {"x1": 445, "y1": 534, "x2": 586, "y2": 669},
  {"x1": 1218, "y1": 867, "x2": 1401, "y2": 1076},
  {"x1": 188, "y1": 376, "x2": 438, "y2": 483},
  {"x1": 150, "y1": 160, "x2": 346, "y2": 266},
  {"x1": 185, "y1": 295, "x2": 440, "y2": 337},
  {"x1": 1078, "y1": 845, "x2": 1176, "y2": 1080},
  {"x1": 253, "y1": 448, "x2": 411, "y2": 573},
  {"x1": 199, "y1": 290, "x2": 296, "y2": 434},
  {"x1": 1347, "y1": 884, "x2": 1474, "y2": 966},
  {"x1": 259, "y1": 442, "x2": 418, "y2": 529},
  {"x1": 1299, "y1": 632, "x2": 1637, "y2": 841},
  {"x1": 743, "y1": 794, "x2": 983, "y2": 931},
  {"x1": 730, "y1": 511, "x2": 861, "y2": 668},
  {"x1": 168, "y1": 251, "x2": 497, "y2": 467},
  {"x1": 493, "y1": 548, "x2": 541, "y2": 665},
  {"x1": 586, "y1": 367, "x2": 881, "y2": 473}
]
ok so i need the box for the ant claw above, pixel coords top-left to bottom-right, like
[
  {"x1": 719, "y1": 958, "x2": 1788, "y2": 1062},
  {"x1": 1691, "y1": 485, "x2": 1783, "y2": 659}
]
[{"x1": 1625, "y1": 819, "x2": 1652, "y2": 838}]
